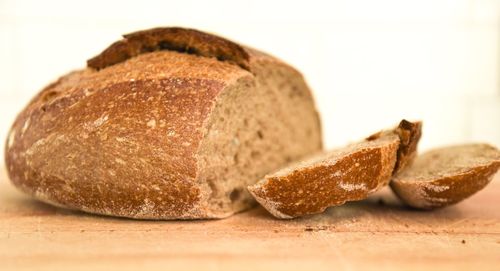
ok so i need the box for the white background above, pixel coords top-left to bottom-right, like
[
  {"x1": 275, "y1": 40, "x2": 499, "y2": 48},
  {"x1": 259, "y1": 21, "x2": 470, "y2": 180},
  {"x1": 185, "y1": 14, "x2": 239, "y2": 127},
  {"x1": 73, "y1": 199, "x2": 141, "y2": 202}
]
[{"x1": 1, "y1": 0, "x2": 499, "y2": 168}]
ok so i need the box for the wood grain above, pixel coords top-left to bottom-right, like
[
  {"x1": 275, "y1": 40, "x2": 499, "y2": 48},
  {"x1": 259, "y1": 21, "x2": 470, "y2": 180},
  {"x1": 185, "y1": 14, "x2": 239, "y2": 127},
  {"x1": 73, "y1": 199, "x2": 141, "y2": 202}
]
[{"x1": 1, "y1": 168, "x2": 499, "y2": 271}]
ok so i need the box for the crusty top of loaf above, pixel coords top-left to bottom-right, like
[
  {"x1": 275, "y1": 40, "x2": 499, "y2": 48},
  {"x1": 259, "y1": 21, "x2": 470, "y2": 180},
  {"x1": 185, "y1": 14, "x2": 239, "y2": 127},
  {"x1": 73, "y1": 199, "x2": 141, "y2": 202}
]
[
  {"x1": 87, "y1": 27, "x2": 251, "y2": 71},
  {"x1": 42, "y1": 50, "x2": 249, "y2": 100}
]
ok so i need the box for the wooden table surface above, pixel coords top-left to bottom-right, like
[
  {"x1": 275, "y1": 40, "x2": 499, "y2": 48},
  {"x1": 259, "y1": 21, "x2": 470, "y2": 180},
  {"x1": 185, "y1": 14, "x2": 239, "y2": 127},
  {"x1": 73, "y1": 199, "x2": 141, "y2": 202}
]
[{"x1": 1, "y1": 168, "x2": 499, "y2": 271}]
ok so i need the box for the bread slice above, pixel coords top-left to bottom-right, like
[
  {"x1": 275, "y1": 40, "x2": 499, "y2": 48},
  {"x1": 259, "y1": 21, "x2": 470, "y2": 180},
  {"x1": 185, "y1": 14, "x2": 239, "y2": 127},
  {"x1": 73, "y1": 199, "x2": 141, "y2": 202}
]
[
  {"x1": 391, "y1": 144, "x2": 500, "y2": 209},
  {"x1": 248, "y1": 120, "x2": 421, "y2": 219},
  {"x1": 5, "y1": 27, "x2": 322, "y2": 219}
]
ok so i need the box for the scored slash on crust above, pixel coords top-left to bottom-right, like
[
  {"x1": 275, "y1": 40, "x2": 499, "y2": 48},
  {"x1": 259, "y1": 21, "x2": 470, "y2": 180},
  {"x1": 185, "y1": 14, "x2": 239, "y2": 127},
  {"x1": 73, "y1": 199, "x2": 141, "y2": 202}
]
[{"x1": 87, "y1": 27, "x2": 251, "y2": 71}]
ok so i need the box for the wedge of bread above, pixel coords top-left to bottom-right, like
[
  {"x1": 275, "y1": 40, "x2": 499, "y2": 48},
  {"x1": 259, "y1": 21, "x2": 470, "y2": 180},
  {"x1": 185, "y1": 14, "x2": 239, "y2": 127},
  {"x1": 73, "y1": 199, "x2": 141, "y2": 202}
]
[
  {"x1": 391, "y1": 144, "x2": 500, "y2": 209},
  {"x1": 248, "y1": 120, "x2": 421, "y2": 218},
  {"x1": 5, "y1": 27, "x2": 322, "y2": 219}
]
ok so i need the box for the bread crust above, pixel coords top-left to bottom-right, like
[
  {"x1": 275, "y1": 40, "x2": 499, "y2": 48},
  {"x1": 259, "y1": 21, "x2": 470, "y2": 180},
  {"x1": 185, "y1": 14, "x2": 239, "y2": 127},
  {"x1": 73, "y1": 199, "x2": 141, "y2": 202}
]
[
  {"x1": 5, "y1": 27, "x2": 321, "y2": 219},
  {"x1": 6, "y1": 77, "x2": 227, "y2": 218},
  {"x1": 393, "y1": 120, "x2": 422, "y2": 174},
  {"x1": 87, "y1": 27, "x2": 251, "y2": 71},
  {"x1": 248, "y1": 134, "x2": 400, "y2": 219},
  {"x1": 366, "y1": 119, "x2": 422, "y2": 174}
]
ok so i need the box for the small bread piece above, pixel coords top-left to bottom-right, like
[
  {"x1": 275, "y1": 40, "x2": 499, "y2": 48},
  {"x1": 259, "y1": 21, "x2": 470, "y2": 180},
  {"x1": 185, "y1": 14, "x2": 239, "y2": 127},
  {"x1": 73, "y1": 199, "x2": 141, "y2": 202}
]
[
  {"x1": 392, "y1": 120, "x2": 422, "y2": 174},
  {"x1": 391, "y1": 144, "x2": 500, "y2": 209},
  {"x1": 248, "y1": 133, "x2": 400, "y2": 219}
]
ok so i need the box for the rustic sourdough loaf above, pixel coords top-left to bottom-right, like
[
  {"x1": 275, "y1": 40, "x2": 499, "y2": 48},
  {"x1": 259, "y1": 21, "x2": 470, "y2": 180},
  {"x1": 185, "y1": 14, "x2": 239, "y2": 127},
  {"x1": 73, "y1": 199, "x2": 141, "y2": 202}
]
[
  {"x1": 5, "y1": 27, "x2": 322, "y2": 219},
  {"x1": 248, "y1": 120, "x2": 421, "y2": 218},
  {"x1": 391, "y1": 144, "x2": 500, "y2": 209}
]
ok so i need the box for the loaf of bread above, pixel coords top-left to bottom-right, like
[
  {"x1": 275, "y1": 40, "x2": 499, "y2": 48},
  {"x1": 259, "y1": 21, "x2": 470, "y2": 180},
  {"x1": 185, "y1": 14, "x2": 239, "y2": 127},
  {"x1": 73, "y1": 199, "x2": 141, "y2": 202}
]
[
  {"x1": 391, "y1": 144, "x2": 500, "y2": 209},
  {"x1": 248, "y1": 120, "x2": 421, "y2": 218},
  {"x1": 4, "y1": 27, "x2": 322, "y2": 219}
]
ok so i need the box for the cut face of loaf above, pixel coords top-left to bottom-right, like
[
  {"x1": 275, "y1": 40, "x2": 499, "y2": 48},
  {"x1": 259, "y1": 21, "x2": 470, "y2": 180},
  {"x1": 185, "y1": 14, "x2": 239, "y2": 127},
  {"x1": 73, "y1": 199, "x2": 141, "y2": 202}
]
[
  {"x1": 248, "y1": 120, "x2": 422, "y2": 219},
  {"x1": 391, "y1": 144, "x2": 500, "y2": 209},
  {"x1": 4, "y1": 27, "x2": 322, "y2": 219}
]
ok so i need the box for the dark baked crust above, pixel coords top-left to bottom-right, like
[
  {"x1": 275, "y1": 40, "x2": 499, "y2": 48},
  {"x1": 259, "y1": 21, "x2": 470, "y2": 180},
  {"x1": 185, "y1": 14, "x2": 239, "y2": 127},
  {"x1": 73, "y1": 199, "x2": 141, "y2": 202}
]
[
  {"x1": 87, "y1": 27, "x2": 251, "y2": 71},
  {"x1": 366, "y1": 119, "x2": 422, "y2": 174},
  {"x1": 424, "y1": 163, "x2": 500, "y2": 207},
  {"x1": 393, "y1": 120, "x2": 422, "y2": 174}
]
